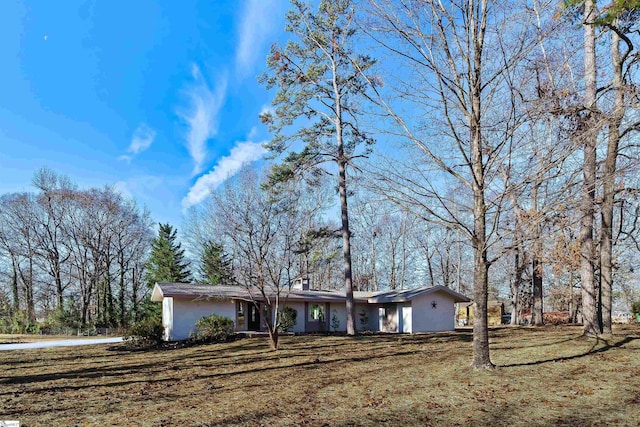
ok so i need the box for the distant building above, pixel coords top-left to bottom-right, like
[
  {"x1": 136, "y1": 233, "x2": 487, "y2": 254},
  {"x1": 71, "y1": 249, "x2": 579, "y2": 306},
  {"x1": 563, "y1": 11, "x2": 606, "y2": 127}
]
[{"x1": 456, "y1": 301, "x2": 504, "y2": 326}]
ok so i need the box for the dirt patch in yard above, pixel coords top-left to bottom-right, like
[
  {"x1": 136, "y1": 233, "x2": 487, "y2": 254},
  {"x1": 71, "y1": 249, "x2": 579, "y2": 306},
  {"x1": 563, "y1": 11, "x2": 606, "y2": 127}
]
[{"x1": 1, "y1": 325, "x2": 639, "y2": 426}]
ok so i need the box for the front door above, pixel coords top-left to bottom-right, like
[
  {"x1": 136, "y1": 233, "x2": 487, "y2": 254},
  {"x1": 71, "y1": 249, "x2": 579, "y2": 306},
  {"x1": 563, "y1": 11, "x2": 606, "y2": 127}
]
[
  {"x1": 248, "y1": 303, "x2": 261, "y2": 331},
  {"x1": 402, "y1": 306, "x2": 412, "y2": 333}
]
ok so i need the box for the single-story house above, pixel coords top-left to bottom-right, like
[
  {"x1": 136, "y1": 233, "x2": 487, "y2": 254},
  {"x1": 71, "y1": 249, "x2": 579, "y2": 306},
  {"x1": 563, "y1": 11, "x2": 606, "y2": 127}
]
[{"x1": 151, "y1": 281, "x2": 471, "y2": 341}]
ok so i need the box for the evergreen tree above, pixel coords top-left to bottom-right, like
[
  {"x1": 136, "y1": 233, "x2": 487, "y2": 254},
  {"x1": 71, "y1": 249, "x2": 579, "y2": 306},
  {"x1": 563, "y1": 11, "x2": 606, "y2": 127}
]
[
  {"x1": 199, "y1": 240, "x2": 233, "y2": 285},
  {"x1": 146, "y1": 223, "x2": 191, "y2": 288},
  {"x1": 260, "y1": 0, "x2": 377, "y2": 335}
]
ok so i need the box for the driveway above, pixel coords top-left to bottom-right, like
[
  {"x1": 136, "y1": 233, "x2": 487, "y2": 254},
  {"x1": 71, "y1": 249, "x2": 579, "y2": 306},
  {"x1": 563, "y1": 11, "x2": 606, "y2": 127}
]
[{"x1": 0, "y1": 337, "x2": 123, "y2": 351}]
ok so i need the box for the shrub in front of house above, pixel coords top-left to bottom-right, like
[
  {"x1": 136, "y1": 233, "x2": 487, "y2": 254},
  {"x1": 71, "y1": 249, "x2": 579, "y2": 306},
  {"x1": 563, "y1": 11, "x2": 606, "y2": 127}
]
[
  {"x1": 359, "y1": 309, "x2": 369, "y2": 329},
  {"x1": 278, "y1": 307, "x2": 297, "y2": 332},
  {"x1": 331, "y1": 310, "x2": 341, "y2": 332},
  {"x1": 195, "y1": 314, "x2": 235, "y2": 342},
  {"x1": 124, "y1": 317, "x2": 164, "y2": 346}
]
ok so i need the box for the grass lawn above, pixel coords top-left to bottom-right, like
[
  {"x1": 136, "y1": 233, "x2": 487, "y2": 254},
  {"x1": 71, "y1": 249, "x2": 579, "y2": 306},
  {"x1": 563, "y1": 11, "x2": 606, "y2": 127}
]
[{"x1": 1, "y1": 325, "x2": 639, "y2": 426}]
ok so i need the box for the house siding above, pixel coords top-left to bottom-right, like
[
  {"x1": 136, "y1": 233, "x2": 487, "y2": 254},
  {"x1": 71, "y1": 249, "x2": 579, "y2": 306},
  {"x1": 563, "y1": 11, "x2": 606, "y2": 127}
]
[
  {"x1": 328, "y1": 303, "x2": 347, "y2": 332},
  {"x1": 171, "y1": 297, "x2": 236, "y2": 341},
  {"x1": 355, "y1": 303, "x2": 378, "y2": 331},
  {"x1": 282, "y1": 301, "x2": 306, "y2": 333},
  {"x1": 411, "y1": 292, "x2": 456, "y2": 332},
  {"x1": 162, "y1": 297, "x2": 173, "y2": 341}
]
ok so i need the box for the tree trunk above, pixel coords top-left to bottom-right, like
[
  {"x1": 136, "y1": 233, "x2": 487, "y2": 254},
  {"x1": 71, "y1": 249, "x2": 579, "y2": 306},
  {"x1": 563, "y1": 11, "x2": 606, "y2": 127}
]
[
  {"x1": 470, "y1": 0, "x2": 493, "y2": 369},
  {"x1": 371, "y1": 231, "x2": 377, "y2": 292},
  {"x1": 10, "y1": 255, "x2": 20, "y2": 312},
  {"x1": 23, "y1": 257, "x2": 36, "y2": 322},
  {"x1": 568, "y1": 271, "x2": 575, "y2": 323},
  {"x1": 471, "y1": 234, "x2": 492, "y2": 369},
  {"x1": 599, "y1": 27, "x2": 623, "y2": 335},
  {"x1": 266, "y1": 306, "x2": 279, "y2": 350},
  {"x1": 400, "y1": 215, "x2": 407, "y2": 289},
  {"x1": 106, "y1": 273, "x2": 115, "y2": 326},
  {"x1": 511, "y1": 245, "x2": 525, "y2": 326},
  {"x1": 269, "y1": 329, "x2": 279, "y2": 350},
  {"x1": 456, "y1": 232, "x2": 463, "y2": 293},
  {"x1": 132, "y1": 267, "x2": 140, "y2": 322},
  {"x1": 119, "y1": 264, "x2": 127, "y2": 327},
  {"x1": 50, "y1": 252, "x2": 64, "y2": 309},
  {"x1": 579, "y1": 0, "x2": 600, "y2": 337},
  {"x1": 425, "y1": 234, "x2": 435, "y2": 287},
  {"x1": 507, "y1": 170, "x2": 525, "y2": 327},
  {"x1": 531, "y1": 256, "x2": 544, "y2": 326},
  {"x1": 531, "y1": 161, "x2": 544, "y2": 326},
  {"x1": 470, "y1": 92, "x2": 492, "y2": 367},
  {"x1": 339, "y1": 156, "x2": 356, "y2": 335},
  {"x1": 390, "y1": 252, "x2": 397, "y2": 290}
]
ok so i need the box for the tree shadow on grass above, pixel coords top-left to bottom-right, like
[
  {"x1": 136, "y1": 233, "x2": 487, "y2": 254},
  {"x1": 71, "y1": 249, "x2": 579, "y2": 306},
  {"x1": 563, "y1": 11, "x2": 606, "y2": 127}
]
[
  {"x1": 285, "y1": 330, "x2": 472, "y2": 353},
  {"x1": 492, "y1": 335, "x2": 581, "y2": 351},
  {"x1": 0, "y1": 338, "x2": 443, "y2": 397},
  {"x1": 500, "y1": 335, "x2": 638, "y2": 368}
]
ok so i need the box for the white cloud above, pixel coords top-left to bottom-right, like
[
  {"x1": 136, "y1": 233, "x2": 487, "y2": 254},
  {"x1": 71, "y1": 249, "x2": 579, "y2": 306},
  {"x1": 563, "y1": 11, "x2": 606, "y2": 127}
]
[
  {"x1": 128, "y1": 124, "x2": 155, "y2": 154},
  {"x1": 119, "y1": 123, "x2": 156, "y2": 162},
  {"x1": 236, "y1": 0, "x2": 282, "y2": 77},
  {"x1": 247, "y1": 126, "x2": 258, "y2": 140},
  {"x1": 113, "y1": 175, "x2": 165, "y2": 200},
  {"x1": 182, "y1": 140, "x2": 267, "y2": 209},
  {"x1": 178, "y1": 65, "x2": 227, "y2": 176},
  {"x1": 113, "y1": 180, "x2": 134, "y2": 199}
]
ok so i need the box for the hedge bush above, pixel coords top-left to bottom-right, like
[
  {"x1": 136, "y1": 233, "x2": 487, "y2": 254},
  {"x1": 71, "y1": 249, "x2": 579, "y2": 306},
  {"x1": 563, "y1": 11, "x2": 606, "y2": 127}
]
[
  {"x1": 279, "y1": 307, "x2": 297, "y2": 332},
  {"x1": 195, "y1": 314, "x2": 235, "y2": 342},
  {"x1": 124, "y1": 318, "x2": 164, "y2": 346}
]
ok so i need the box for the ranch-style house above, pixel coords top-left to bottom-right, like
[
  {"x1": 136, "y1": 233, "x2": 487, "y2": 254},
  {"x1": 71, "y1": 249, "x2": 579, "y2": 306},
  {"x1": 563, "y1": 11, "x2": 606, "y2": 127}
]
[{"x1": 151, "y1": 281, "x2": 471, "y2": 341}]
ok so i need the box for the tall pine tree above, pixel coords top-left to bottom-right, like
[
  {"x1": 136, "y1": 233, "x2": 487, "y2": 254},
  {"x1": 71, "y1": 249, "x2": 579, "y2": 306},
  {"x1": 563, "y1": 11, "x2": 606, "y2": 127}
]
[
  {"x1": 146, "y1": 223, "x2": 191, "y2": 288},
  {"x1": 260, "y1": 0, "x2": 376, "y2": 335},
  {"x1": 199, "y1": 240, "x2": 233, "y2": 285}
]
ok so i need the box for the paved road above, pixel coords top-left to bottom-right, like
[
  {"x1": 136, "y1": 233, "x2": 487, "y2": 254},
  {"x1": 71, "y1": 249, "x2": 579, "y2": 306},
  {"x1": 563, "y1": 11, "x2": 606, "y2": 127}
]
[{"x1": 0, "y1": 337, "x2": 123, "y2": 351}]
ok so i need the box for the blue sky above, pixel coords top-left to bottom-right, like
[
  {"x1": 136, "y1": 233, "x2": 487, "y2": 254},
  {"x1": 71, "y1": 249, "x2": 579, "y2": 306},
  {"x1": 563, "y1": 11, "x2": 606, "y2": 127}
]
[{"x1": 0, "y1": 0, "x2": 286, "y2": 226}]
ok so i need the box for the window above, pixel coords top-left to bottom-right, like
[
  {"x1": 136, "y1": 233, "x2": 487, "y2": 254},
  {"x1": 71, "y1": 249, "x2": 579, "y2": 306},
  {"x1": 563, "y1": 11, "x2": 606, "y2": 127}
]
[
  {"x1": 237, "y1": 301, "x2": 245, "y2": 326},
  {"x1": 309, "y1": 303, "x2": 325, "y2": 322}
]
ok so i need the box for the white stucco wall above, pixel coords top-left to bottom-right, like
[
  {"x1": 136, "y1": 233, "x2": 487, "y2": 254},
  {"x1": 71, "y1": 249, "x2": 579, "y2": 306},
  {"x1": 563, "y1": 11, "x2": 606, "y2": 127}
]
[
  {"x1": 282, "y1": 301, "x2": 306, "y2": 333},
  {"x1": 316, "y1": 303, "x2": 377, "y2": 332},
  {"x1": 171, "y1": 297, "x2": 236, "y2": 341},
  {"x1": 411, "y1": 292, "x2": 456, "y2": 332},
  {"x1": 354, "y1": 303, "x2": 378, "y2": 331},
  {"x1": 162, "y1": 297, "x2": 173, "y2": 341},
  {"x1": 326, "y1": 303, "x2": 346, "y2": 332}
]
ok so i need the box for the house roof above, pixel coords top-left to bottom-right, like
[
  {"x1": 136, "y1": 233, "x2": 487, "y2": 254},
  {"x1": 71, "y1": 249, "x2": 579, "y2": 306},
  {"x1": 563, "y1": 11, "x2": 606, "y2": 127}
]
[
  {"x1": 150, "y1": 282, "x2": 367, "y2": 303},
  {"x1": 364, "y1": 285, "x2": 471, "y2": 304},
  {"x1": 152, "y1": 283, "x2": 470, "y2": 305}
]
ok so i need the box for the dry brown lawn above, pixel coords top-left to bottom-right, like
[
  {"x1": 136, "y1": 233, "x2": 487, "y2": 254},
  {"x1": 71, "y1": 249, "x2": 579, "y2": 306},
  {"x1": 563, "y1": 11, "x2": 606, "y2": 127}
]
[
  {"x1": 1, "y1": 325, "x2": 639, "y2": 426},
  {"x1": 0, "y1": 334, "x2": 105, "y2": 344}
]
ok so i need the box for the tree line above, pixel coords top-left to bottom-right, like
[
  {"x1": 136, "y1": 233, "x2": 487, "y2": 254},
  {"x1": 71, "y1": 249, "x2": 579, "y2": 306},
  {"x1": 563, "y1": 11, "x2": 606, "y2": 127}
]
[{"x1": 0, "y1": 168, "x2": 152, "y2": 331}]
